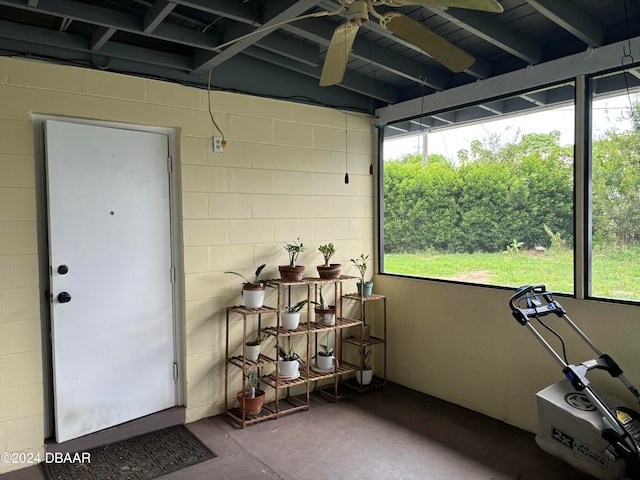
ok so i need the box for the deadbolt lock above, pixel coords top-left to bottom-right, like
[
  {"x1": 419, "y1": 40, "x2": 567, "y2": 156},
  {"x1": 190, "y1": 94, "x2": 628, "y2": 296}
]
[{"x1": 57, "y1": 292, "x2": 72, "y2": 303}]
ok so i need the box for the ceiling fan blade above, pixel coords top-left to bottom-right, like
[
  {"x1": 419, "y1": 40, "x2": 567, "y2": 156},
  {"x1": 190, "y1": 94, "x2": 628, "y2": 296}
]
[
  {"x1": 214, "y1": 6, "x2": 345, "y2": 52},
  {"x1": 382, "y1": 13, "x2": 475, "y2": 72},
  {"x1": 320, "y1": 23, "x2": 360, "y2": 87},
  {"x1": 387, "y1": 0, "x2": 503, "y2": 13}
]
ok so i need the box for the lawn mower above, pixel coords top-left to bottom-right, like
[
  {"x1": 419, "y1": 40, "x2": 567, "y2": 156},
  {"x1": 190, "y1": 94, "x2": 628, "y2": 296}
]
[{"x1": 509, "y1": 285, "x2": 640, "y2": 480}]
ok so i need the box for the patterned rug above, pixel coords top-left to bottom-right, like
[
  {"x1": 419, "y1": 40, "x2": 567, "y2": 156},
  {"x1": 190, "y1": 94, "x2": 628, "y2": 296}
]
[{"x1": 41, "y1": 425, "x2": 216, "y2": 480}]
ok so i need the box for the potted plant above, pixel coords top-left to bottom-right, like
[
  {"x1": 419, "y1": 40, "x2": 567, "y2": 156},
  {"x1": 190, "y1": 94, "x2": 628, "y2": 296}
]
[
  {"x1": 225, "y1": 264, "x2": 272, "y2": 309},
  {"x1": 237, "y1": 369, "x2": 265, "y2": 416},
  {"x1": 314, "y1": 285, "x2": 336, "y2": 326},
  {"x1": 280, "y1": 299, "x2": 315, "y2": 330},
  {"x1": 317, "y1": 243, "x2": 341, "y2": 279},
  {"x1": 315, "y1": 344, "x2": 336, "y2": 371},
  {"x1": 355, "y1": 348, "x2": 373, "y2": 385},
  {"x1": 278, "y1": 345, "x2": 304, "y2": 378},
  {"x1": 351, "y1": 254, "x2": 373, "y2": 297},
  {"x1": 279, "y1": 238, "x2": 306, "y2": 281},
  {"x1": 245, "y1": 333, "x2": 266, "y2": 362}
]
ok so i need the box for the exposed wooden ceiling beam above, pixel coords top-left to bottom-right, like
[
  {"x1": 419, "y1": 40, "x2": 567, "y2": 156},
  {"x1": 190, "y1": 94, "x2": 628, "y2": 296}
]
[
  {"x1": 170, "y1": 0, "x2": 261, "y2": 26},
  {"x1": 376, "y1": 35, "x2": 640, "y2": 126},
  {"x1": 0, "y1": 19, "x2": 192, "y2": 70},
  {"x1": 143, "y1": 0, "x2": 176, "y2": 34},
  {"x1": 91, "y1": 26, "x2": 116, "y2": 51},
  {"x1": 191, "y1": 0, "x2": 322, "y2": 73},
  {"x1": 243, "y1": 45, "x2": 399, "y2": 103},
  {"x1": 526, "y1": 0, "x2": 604, "y2": 47},
  {"x1": 427, "y1": 5, "x2": 543, "y2": 65},
  {"x1": 0, "y1": 0, "x2": 217, "y2": 49}
]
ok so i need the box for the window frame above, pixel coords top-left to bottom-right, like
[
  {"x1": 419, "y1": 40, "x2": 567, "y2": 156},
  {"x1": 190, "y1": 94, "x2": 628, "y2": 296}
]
[{"x1": 377, "y1": 66, "x2": 640, "y2": 306}]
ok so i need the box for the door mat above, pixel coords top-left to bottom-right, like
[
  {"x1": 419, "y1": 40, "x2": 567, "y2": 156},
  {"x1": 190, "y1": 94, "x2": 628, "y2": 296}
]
[{"x1": 41, "y1": 425, "x2": 217, "y2": 480}]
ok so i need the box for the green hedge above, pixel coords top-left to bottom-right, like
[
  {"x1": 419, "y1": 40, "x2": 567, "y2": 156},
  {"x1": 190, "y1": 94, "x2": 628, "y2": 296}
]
[{"x1": 383, "y1": 132, "x2": 574, "y2": 254}]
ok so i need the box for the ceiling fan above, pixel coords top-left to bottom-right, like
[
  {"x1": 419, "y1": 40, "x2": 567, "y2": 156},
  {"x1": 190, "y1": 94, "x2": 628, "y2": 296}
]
[{"x1": 214, "y1": 0, "x2": 503, "y2": 87}]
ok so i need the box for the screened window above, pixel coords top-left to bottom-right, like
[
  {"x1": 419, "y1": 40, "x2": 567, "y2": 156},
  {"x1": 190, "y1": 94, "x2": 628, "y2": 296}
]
[
  {"x1": 381, "y1": 83, "x2": 576, "y2": 294},
  {"x1": 382, "y1": 67, "x2": 640, "y2": 303},
  {"x1": 589, "y1": 71, "x2": 640, "y2": 301}
]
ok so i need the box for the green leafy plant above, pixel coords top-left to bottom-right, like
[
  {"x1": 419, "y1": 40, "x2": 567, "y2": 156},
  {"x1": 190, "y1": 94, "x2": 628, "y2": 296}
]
[
  {"x1": 312, "y1": 343, "x2": 334, "y2": 360},
  {"x1": 319, "y1": 344, "x2": 334, "y2": 356},
  {"x1": 278, "y1": 345, "x2": 305, "y2": 367},
  {"x1": 318, "y1": 243, "x2": 336, "y2": 267},
  {"x1": 502, "y1": 239, "x2": 524, "y2": 257},
  {"x1": 246, "y1": 333, "x2": 266, "y2": 346},
  {"x1": 284, "y1": 238, "x2": 305, "y2": 267},
  {"x1": 318, "y1": 285, "x2": 330, "y2": 310},
  {"x1": 245, "y1": 370, "x2": 260, "y2": 398},
  {"x1": 359, "y1": 347, "x2": 372, "y2": 370},
  {"x1": 225, "y1": 264, "x2": 272, "y2": 286},
  {"x1": 351, "y1": 254, "x2": 369, "y2": 278},
  {"x1": 544, "y1": 224, "x2": 566, "y2": 251},
  {"x1": 283, "y1": 299, "x2": 317, "y2": 313}
]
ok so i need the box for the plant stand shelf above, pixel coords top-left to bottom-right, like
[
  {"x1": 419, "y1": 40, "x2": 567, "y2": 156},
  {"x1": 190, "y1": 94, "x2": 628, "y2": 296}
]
[
  {"x1": 262, "y1": 372, "x2": 309, "y2": 388},
  {"x1": 224, "y1": 274, "x2": 387, "y2": 427},
  {"x1": 314, "y1": 379, "x2": 361, "y2": 401},
  {"x1": 268, "y1": 394, "x2": 310, "y2": 418},
  {"x1": 343, "y1": 334, "x2": 385, "y2": 347},
  {"x1": 227, "y1": 305, "x2": 278, "y2": 315},
  {"x1": 226, "y1": 394, "x2": 309, "y2": 425},
  {"x1": 227, "y1": 354, "x2": 276, "y2": 369},
  {"x1": 226, "y1": 407, "x2": 278, "y2": 426},
  {"x1": 225, "y1": 304, "x2": 281, "y2": 429},
  {"x1": 320, "y1": 290, "x2": 387, "y2": 400},
  {"x1": 342, "y1": 293, "x2": 386, "y2": 302}
]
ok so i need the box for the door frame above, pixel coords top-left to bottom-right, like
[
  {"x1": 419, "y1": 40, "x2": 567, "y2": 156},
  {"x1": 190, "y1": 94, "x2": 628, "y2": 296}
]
[{"x1": 32, "y1": 115, "x2": 184, "y2": 440}]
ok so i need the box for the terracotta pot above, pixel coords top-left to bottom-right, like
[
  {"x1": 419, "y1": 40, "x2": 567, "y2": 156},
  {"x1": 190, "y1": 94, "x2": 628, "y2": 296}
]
[
  {"x1": 315, "y1": 305, "x2": 336, "y2": 326},
  {"x1": 317, "y1": 263, "x2": 342, "y2": 279},
  {"x1": 279, "y1": 265, "x2": 305, "y2": 282},
  {"x1": 242, "y1": 284, "x2": 266, "y2": 308},
  {"x1": 237, "y1": 389, "x2": 265, "y2": 415}
]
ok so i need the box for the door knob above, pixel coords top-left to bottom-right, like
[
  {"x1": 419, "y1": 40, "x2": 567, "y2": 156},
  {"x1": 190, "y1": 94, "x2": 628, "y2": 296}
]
[
  {"x1": 58, "y1": 265, "x2": 69, "y2": 275},
  {"x1": 57, "y1": 292, "x2": 72, "y2": 303}
]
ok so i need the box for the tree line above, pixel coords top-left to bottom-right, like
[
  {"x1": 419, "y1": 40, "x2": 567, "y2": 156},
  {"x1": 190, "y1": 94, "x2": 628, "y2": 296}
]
[{"x1": 383, "y1": 111, "x2": 640, "y2": 254}]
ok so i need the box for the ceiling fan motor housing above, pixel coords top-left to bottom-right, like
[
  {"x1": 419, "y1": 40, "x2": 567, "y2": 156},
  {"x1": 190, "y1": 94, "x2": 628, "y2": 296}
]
[{"x1": 348, "y1": 1, "x2": 369, "y2": 25}]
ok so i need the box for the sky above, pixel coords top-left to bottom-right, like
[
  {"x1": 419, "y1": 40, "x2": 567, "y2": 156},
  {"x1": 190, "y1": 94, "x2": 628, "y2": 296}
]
[{"x1": 383, "y1": 93, "x2": 638, "y2": 162}]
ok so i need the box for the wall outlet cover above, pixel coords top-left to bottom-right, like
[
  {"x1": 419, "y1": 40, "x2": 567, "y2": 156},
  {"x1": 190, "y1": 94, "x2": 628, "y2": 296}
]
[{"x1": 213, "y1": 136, "x2": 224, "y2": 153}]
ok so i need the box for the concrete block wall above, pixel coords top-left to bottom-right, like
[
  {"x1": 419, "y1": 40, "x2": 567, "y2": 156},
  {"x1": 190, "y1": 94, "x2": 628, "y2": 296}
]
[
  {"x1": 0, "y1": 56, "x2": 375, "y2": 473},
  {"x1": 375, "y1": 275, "x2": 640, "y2": 434}
]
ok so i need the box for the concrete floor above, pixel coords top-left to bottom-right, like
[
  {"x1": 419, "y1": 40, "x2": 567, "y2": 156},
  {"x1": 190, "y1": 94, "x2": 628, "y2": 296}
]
[{"x1": 2, "y1": 383, "x2": 593, "y2": 480}]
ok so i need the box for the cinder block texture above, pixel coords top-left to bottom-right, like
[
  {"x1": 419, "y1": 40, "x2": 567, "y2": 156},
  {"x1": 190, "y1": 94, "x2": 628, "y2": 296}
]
[{"x1": 0, "y1": 57, "x2": 375, "y2": 470}]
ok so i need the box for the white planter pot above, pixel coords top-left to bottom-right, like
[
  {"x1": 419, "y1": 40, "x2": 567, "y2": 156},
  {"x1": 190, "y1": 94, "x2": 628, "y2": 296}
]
[
  {"x1": 242, "y1": 286, "x2": 265, "y2": 309},
  {"x1": 355, "y1": 368, "x2": 373, "y2": 385},
  {"x1": 245, "y1": 343, "x2": 261, "y2": 362},
  {"x1": 281, "y1": 311, "x2": 300, "y2": 330},
  {"x1": 279, "y1": 359, "x2": 299, "y2": 377},
  {"x1": 316, "y1": 354, "x2": 335, "y2": 370}
]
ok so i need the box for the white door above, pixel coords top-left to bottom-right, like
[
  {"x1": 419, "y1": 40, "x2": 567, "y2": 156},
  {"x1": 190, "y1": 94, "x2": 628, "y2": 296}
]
[{"x1": 45, "y1": 120, "x2": 176, "y2": 443}]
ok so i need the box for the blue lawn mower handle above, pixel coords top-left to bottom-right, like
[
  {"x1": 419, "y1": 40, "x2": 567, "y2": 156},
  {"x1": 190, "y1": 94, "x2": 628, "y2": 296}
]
[{"x1": 509, "y1": 284, "x2": 566, "y2": 326}]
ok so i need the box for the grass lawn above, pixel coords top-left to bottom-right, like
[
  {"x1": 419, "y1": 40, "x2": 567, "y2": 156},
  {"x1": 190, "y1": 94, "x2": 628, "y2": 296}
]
[{"x1": 384, "y1": 248, "x2": 640, "y2": 301}]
